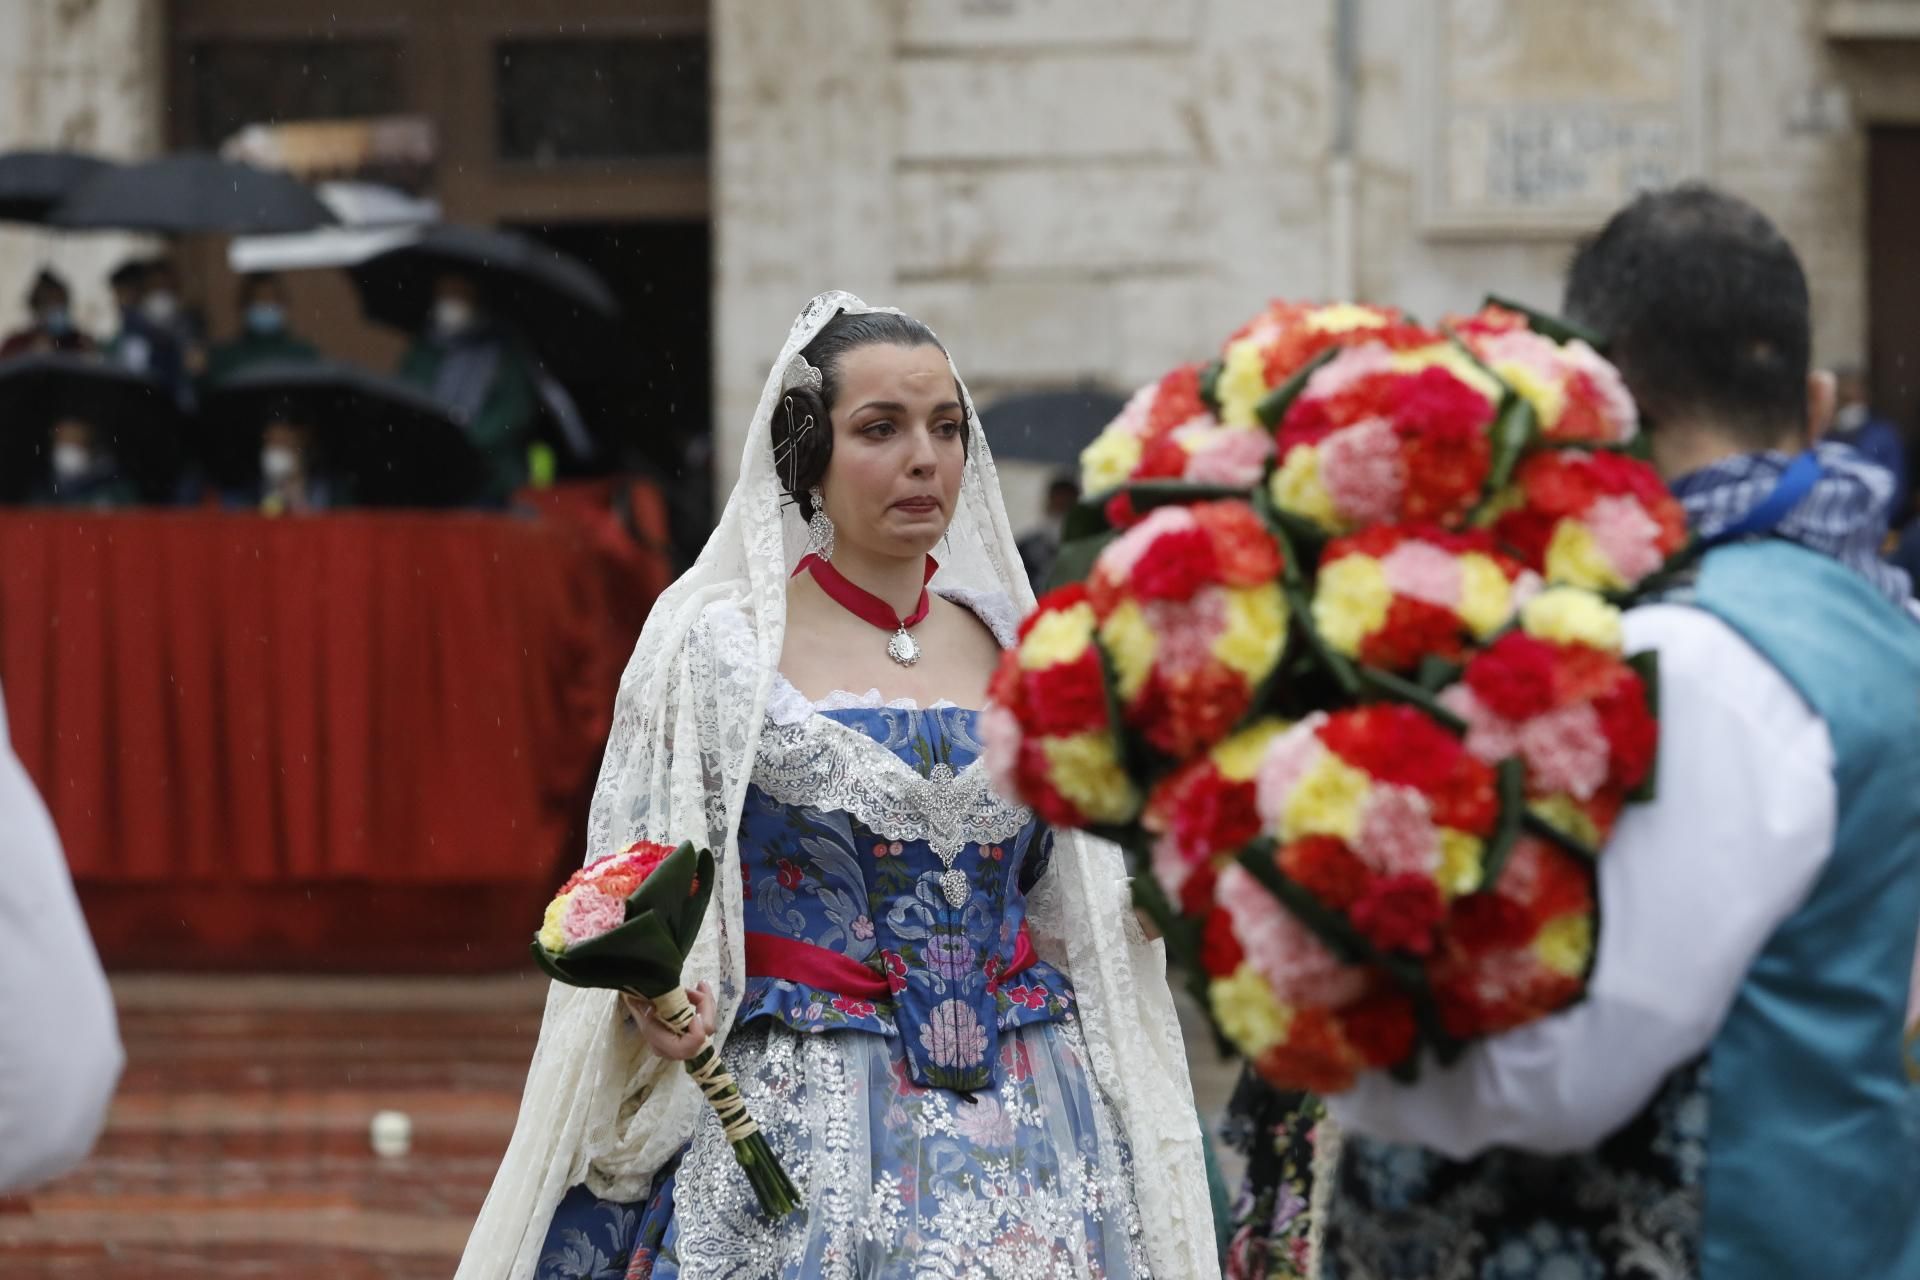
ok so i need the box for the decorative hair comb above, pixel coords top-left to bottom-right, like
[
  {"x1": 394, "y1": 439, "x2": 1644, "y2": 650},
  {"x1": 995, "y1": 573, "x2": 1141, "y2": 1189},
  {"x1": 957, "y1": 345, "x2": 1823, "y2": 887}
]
[{"x1": 780, "y1": 353, "x2": 823, "y2": 396}]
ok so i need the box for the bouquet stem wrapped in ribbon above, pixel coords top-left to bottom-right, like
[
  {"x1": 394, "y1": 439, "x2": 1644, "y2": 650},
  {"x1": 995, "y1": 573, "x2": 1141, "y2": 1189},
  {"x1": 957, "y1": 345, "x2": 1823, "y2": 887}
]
[{"x1": 532, "y1": 839, "x2": 801, "y2": 1218}]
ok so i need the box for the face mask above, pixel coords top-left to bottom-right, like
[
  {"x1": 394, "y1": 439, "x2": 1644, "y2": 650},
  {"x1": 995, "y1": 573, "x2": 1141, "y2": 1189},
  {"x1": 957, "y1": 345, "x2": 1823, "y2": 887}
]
[
  {"x1": 260, "y1": 443, "x2": 301, "y2": 484},
  {"x1": 245, "y1": 303, "x2": 285, "y2": 335},
  {"x1": 432, "y1": 297, "x2": 475, "y2": 338},
  {"x1": 39, "y1": 306, "x2": 71, "y2": 335},
  {"x1": 1834, "y1": 403, "x2": 1869, "y2": 433},
  {"x1": 51, "y1": 442, "x2": 91, "y2": 481},
  {"x1": 142, "y1": 290, "x2": 179, "y2": 325}
]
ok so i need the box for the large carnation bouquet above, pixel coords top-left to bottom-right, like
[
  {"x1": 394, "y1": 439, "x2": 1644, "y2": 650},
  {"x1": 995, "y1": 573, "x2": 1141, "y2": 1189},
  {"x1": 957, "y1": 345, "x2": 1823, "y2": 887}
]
[{"x1": 989, "y1": 299, "x2": 1685, "y2": 1091}]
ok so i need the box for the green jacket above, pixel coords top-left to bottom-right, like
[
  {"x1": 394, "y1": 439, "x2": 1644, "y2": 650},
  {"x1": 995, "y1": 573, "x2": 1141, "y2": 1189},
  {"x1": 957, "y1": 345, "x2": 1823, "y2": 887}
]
[
  {"x1": 205, "y1": 331, "x2": 321, "y2": 384},
  {"x1": 397, "y1": 335, "x2": 539, "y2": 503}
]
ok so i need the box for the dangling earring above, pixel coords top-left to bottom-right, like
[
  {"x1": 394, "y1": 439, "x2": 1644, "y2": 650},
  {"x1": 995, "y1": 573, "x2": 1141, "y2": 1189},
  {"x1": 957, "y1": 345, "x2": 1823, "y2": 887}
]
[{"x1": 806, "y1": 486, "x2": 836, "y2": 561}]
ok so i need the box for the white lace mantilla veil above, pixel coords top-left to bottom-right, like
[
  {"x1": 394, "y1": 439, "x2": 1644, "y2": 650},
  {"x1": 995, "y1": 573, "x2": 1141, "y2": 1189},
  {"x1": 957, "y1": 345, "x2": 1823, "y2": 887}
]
[{"x1": 455, "y1": 292, "x2": 1218, "y2": 1280}]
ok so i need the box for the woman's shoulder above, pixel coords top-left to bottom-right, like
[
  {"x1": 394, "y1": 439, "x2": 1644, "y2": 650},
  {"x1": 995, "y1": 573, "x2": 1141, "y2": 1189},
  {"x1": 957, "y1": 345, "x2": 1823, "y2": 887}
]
[{"x1": 933, "y1": 586, "x2": 1022, "y2": 650}]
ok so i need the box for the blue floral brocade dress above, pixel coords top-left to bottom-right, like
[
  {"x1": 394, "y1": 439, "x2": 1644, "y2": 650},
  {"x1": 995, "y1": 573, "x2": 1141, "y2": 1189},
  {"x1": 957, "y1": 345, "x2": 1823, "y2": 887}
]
[{"x1": 535, "y1": 633, "x2": 1153, "y2": 1279}]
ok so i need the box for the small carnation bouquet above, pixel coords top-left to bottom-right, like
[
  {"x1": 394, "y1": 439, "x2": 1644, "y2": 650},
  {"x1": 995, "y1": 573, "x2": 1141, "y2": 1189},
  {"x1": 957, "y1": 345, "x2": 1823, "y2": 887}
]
[
  {"x1": 532, "y1": 840, "x2": 800, "y2": 1217},
  {"x1": 988, "y1": 297, "x2": 1683, "y2": 1093}
]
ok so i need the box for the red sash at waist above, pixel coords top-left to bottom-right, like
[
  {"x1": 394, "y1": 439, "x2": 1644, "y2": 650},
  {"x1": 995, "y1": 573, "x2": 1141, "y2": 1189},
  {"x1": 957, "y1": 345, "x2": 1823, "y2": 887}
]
[{"x1": 743, "y1": 925, "x2": 1041, "y2": 1001}]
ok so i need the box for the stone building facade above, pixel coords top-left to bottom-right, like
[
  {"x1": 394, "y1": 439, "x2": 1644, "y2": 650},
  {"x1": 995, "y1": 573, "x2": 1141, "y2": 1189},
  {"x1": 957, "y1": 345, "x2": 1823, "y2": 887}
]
[{"x1": 713, "y1": 0, "x2": 1920, "y2": 525}]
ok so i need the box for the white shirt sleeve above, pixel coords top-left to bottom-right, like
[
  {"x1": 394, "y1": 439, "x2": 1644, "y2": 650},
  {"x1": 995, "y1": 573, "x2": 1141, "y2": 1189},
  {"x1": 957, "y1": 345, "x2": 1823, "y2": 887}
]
[
  {"x1": 0, "y1": 683, "x2": 125, "y2": 1193},
  {"x1": 1326, "y1": 604, "x2": 1837, "y2": 1159}
]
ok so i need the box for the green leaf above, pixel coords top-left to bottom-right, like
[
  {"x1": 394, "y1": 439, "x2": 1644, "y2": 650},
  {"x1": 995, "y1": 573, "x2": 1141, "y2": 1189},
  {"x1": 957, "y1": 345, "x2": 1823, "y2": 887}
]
[
  {"x1": 539, "y1": 909, "x2": 687, "y2": 997},
  {"x1": 1354, "y1": 665, "x2": 1469, "y2": 735},
  {"x1": 1484, "y1": 392, "x2": 1538, "y2": 496},
  {"x1": 1199, "y1": 358, "x2": 1226, "y2": 416},
  {"x1": 1044, "y1": 529, "x2": 1117, "y2": 593},
  {"x1": 1061, "y1": 496, "x2": 1111, "y2": 543},
  {"x1": 1478, "y1": 757, "x2": 1528, "y2": 889},
  {"x1": 1521, "y1": 809, "x2": 1601, "y2": 864},
  {"x1": 1255, "y1": 347, "x2": 1340, "y2": 428}
]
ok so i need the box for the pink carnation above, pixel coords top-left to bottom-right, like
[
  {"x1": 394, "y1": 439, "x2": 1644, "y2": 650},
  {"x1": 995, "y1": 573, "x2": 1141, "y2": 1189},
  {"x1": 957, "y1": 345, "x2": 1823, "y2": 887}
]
[
  {"x1": 1439, "y1": 684, "x2": 1521, "y2": 765},
  {"x1": 1144, "y1": 588, "x2": 1229, "y2": 676},
  {"x1": 1563, "y1": 341, "x2": 1638, "y2": 442},
  {"x1": 1380, "y1": 539, "x2": 1463, "y2": 609},
  {"x1": 560, "y1": 887, "x2": 628, "y2": 947},
  {"x1": 1353, "y1": 785, "x2": 1440, "y2": 878},
  {"x1": 1099, "y1": 504, "x2": 1198, "y2": 584},
  {"x1": 1255, "y1": 716, "x2": 1329, "y2": 827},
  {"x1": 1183, "y1": 426, "x2": 1276, "y2": 488},
  {"x1": 1300, "y1": 342, "x2": 1398, "y2": 402},
  {"x1": 980, "y1": 705, "x2": 1026, "y2": 801},
  {"x1": 1107, "y1": 381, "x2": 1157, "y2": 440},
  {"x1": 1517, "y1": 701, "x2": 1611, "y2": 800},
  {"x1": 1219, "y1": 864, "x2": 1368, "y2": 1008},
  {"x1": 1319, "y1": 418, "x2": 1406, "y2": 525},
  {"x1": 1583, "y1": 494, "x2": 1665, "y2": 584}
]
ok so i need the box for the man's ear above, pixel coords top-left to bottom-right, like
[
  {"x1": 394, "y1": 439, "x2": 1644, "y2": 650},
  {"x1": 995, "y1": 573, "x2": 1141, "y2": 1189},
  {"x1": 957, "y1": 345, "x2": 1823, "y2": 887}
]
[{"x1": 1807, "y1": 368, "x2": 1837, "y2": 442}]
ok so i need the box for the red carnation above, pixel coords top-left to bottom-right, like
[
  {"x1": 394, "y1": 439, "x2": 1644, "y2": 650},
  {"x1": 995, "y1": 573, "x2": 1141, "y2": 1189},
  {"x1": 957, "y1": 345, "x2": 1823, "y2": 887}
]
[
  {"x1": 1361, "y1": 595, "x2": 1467, "y2": 671},
  {"x1": 1200, "y1": 906, "x2": 1245, "y2": 978},
  {"x1": 1136, "y1": 434, "x2": 1191, "y2": 481},
  {"x1": 1179, "y1": 858, "x2": 1222, "y2": 917},
  {"x1": 1192, "y1": 501, "x2": 1285, "y2": 586},
  {"x1": 1104, "y1": 491, "x2": 1141, "y2": 529},
  {"x1": 1399, "y1": 419, "x2": 1491, "y2": 527},
  {"x1": 1278, "y1": 835, "x2": 1372, "y2": 910},
  {"x1": 1391, "y1": 365, "x2": 1493, "y2": 439},
  {"x1": 1145, "y1": 363, "x2": 1207, "y2": 436},
  {"x1": 1021, "y1": 651, "x2": 1111, "y2": 737},
  {"x1": 1465, "y1": 631, "x2": 1562, "y2": 722},
  {"x1": 1017, "y1": 584, "x2": 1092, "y2": 641},
  {"x1": 1319, "y1": 705, "x2": 1467, "y2": 798},
  {"x1": 1518, "y1": 452, "x2": 1597, "y2": 518},
  {"x1": 986, "y1": 649, "x2": 1025, "y2": 713},
  {"x1": 1167, "y1": 769, "x2": 1263, "y2": 867},
  {"x1": 1134, "y1": 664, "x2": 1251, "y2": 759},
  {"x1": 1255, "y1": 1007, "x2": 1359, "y2": 1094},
  {"x1": 1131, "y1": 526, "x2": 1219, "y2": 601},
  {"x1": 1447, "y1": 891, "x2": 1535, "y2": 954},
  {"x1": 1018, "y1": 742, "x2": 1087, "y2": 829},
  {"x1": 1350, "y1": 873, "x2": 1447, "y2": 956},
  {"x1": 1338, "y1": 989, "x2": 1419, "y2": 1068}
]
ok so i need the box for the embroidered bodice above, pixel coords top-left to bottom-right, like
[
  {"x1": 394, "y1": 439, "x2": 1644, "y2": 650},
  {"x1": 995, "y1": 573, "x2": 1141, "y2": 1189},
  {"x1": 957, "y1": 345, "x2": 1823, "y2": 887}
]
[{"x1": 732, "y1": 593, "x2": 1074, "y2": 1092}]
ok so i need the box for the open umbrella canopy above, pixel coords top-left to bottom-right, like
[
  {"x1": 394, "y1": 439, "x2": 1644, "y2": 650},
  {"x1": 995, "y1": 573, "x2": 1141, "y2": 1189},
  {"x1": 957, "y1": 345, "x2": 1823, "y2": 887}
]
[
  {"x1": 980, "y1": 386, "x2": 1128, "y2": 468},
  {"x1": 0, "y1": 150, "x2": 116, "y2": 224},
  {"x1": 0, "y1": 353, "x2": 181, "y2": 501},
  {"x1": 204, "y1": 358, "x2": 487, "y2": 507},
  {"x1": 48, "y1": 153, "x2": 335, "y2": 235},
  {"x1": 349, "y1": 224, "x2": 620, "y2": 378}
]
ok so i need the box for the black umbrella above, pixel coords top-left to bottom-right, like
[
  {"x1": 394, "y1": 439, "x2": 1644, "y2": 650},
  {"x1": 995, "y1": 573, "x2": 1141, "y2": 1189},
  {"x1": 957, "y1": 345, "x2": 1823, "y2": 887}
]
[
  {"x1": 0, "y1": 150, "x2": 116, "y2": 224},
  {"x1": 0, "y1": 353, "x2": 181, "y2": 502},
  {"x1": 981, "y1": 386, "x2": 1129, "y2": 468},
  {"x1": 348, "y1": 224, "x2": 620, "y2": 378},
  {"x1": 204, "y1": 358, "x2": 488, "y2": 507},
  {"x1": 48, "y1": 152, "x2": 334, "y2": 235}
]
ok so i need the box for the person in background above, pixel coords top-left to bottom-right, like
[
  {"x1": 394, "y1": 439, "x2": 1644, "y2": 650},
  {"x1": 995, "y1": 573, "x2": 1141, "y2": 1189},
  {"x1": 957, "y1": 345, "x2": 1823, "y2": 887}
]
[
  {"x1": 205, "y1": 273, "x2": 319, "y2": 383},
  {"x1": 0, "y1": 268, "x2": 94, "y2": 357},
  {"x1": 104, "y1": 259, "x2": 191, "y2": 412},
  {"x1": 0, "y1": 678, "x2": 124, "y2": 1193},
  {"x1": 396, "y1": 271, "x2": 539, "y2": 504},
  {"x1": 1315, "y1": 184, "x2": 1920, "y2": 1279},
  {"x1": 254, "y1": 418, "x2": 333, "y2": 516},
  {"x1": 139, "y1": 257, "x2": 207, "y2": 380},
  {"x1": 32, "y1": 417, "x2": 137, "y2": 509},
  {"x1": 1016, "y1": 473, "x2": 1080, "y2": 590},
  {"x1": 1827, "y1": 364, "x2": 1911, "y2": 523}
]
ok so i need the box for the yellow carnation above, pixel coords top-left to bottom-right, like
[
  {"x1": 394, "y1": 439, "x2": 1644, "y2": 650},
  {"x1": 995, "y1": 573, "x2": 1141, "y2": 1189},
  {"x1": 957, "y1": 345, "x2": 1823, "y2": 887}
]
[
  {"x1": 1305, "y1": 303, "x2": 1392, "y2": 334},
  {"x1": 1529, "y1": 794, "x2": 1602, "y2": 848},
  {"x1": 1393, "y1": 343, "x2": 1503, "y2": 404},
  {"x1": 1269, "y1": 446, "x2": 1341, "y2": 531},
  {"x1": 1019, "y1": 602, "x2": 1097, "y2": 670},
  {"x1": 1521, "y1": 585, "x2": 1624, "y2": 653},
  {"x1": 1281, "y1": 751, "x2": 1371, "y2": 843},
  {"x1": 539, "y1": 894, "x2": 572, "y2": 954},
  {"x1": 1544, "y1": 520, "x2": 1627, "y2": 592},
  {"x1": 1496, "y1": 358, "x2": 1567, "y2": 430},
  {"x1": 1211, "y1": 717, "x2": 1292, "y2": 783},
  {"x1": 1042, "y1": 731, "x2": 1140, "y2": 824},
  {"x1": 1099, "y1": 600, "x2": 1158, "y2": 701},
  {"x1": 1210, "y1": 962, "x2": 1295, "y2": 1056},
  {"x1": 1080, "y1": 426, "x2": 1144, "y2": 495},
  {"x1": 1438, "y1": 829, "x2": 1485, "y2": 896},
  {"x1": 1456, "y1": 553, "x2": 1517, "y2": 638},
  {"x1": 1536, "y1": 913, "x2": 1594, "y2": 978},
  {"x1": 1214, "y1": 583, "x2": 1288, "y2": 683},
  {"x1": 1216, "y1": 338, "x2": 1270, "y2": 428},
  {"x1": 1311, "y1": 554, "x2": 1392, "y2": 655}
]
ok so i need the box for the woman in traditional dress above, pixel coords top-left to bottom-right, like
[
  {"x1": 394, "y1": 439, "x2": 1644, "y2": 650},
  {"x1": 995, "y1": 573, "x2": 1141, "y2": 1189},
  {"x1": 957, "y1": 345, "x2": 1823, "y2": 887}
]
[{"x1": 456, "y1": 294, "x2": 1218, "y2": 1280}]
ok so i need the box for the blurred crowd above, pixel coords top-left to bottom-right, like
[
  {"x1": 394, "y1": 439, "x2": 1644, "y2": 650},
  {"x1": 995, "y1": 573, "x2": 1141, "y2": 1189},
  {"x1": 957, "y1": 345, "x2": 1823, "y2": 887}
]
[{"x1": 2, "y1": 260, "x2": 553, "y2": 514}]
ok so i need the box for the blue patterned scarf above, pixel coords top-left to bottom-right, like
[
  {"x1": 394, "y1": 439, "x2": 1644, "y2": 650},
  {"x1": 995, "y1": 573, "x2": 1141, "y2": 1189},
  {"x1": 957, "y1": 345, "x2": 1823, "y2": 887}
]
[{"x1": 1670, "y1": 440, "x2": 1913, "y2": 609}]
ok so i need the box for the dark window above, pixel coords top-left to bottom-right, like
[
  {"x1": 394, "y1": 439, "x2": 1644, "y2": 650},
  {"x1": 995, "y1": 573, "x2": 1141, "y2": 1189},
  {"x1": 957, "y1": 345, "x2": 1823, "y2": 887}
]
[
  {"x1": 495, "y1": 37, "x2": 708, "y2": 163},
  {"x1": 185, "y1": 40, "x2": 405, "y2": 147}
]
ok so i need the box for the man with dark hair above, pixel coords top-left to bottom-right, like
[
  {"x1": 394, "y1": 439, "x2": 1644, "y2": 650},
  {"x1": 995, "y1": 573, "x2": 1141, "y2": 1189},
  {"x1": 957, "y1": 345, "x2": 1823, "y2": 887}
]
[
  {"x1": 205, "y1": 273, "x2": 319, "y2": 383},
  {"x1": 1317, "y1": 184, "x2": 1920, "y2": 1278}
]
